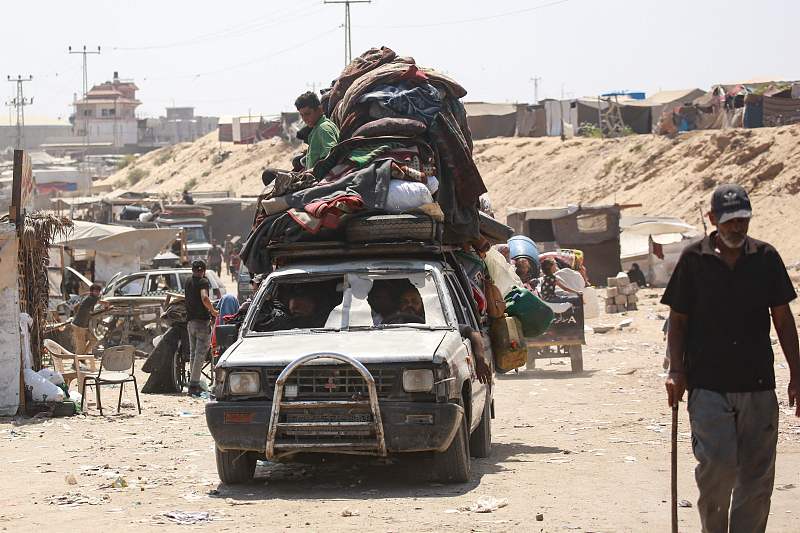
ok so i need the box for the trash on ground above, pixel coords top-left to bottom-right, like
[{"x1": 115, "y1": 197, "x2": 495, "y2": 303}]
[
  {"x1": 46, "y1": 492, "x2": 110, "y2": 507},
  {"x1": 678, "y1": 499, "x2": 693, "y2": 508},
  {"x1": 341, "y1": 509, "x2": 360, "y2": 517},
  {"x1": 160, "y1": 511, "x2": 213, "y2": 525},
  {"x1": 65, "y1": 473, "x2": 78, "y2": 485},
  {"x1": 459, "y1": 496, "x2": 508, "y2": 513}
]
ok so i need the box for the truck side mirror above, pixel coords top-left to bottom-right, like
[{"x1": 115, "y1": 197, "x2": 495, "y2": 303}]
[{"x1": 215, "y1": 324, "x2": 239, "y2": 354}]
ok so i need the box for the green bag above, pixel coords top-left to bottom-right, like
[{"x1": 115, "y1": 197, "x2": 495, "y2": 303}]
[{"x1": 504, "y1": 287, "x2": 554, "y2": 338}]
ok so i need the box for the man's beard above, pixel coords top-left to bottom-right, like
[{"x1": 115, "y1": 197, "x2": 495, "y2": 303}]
[{"x1": 718, "y1": 231, "x2": 746, "y2": 249}]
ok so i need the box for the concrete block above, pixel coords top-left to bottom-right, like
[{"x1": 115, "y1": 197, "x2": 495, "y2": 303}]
[
  {"x1": 606, "y1": 304, "x2": 618, "y2": 314},
  {"x1": 606, "y1": 287, "x2": 619, "y2": 298},
  {"x1": 607, "y1": 277, "x2": 618, "y2": 287},
  {"x1": 614, "y1": 295, "x2": 628, "y2": 306},
  {"x1": 627, "y1": 294, "x2": 638, "y2": 304}
]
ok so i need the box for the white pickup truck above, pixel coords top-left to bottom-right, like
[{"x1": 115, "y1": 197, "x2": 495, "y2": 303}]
[{"x1": 206, "y1": 244, "x2": 494, "y2": 484}]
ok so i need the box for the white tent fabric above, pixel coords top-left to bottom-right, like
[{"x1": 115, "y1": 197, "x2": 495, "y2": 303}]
[{"x1": 54, "y1": 220, "x2": 177, "y2": 260}]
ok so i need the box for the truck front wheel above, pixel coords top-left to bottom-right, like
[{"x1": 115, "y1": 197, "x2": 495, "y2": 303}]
[
  {"x1": 469, "y1": 395, "x2": 492, "y2": 458},
  {"x1": 215, "y1": 447, "x2": 257, "y2": 484},
  {"x1": 433, "y1": 403, "x2": 471, "y2": 483}
]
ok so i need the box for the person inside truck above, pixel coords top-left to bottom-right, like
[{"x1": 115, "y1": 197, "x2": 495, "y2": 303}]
[
  {"x1": 383, "y1": 286, "x2": 426, "y2": 324},
  {"x1": 252, "y1": 291, "x2": 329, "y2": 332},
  {"x1": 367, "y1": 281, "x2": 397, "y2": 326}
]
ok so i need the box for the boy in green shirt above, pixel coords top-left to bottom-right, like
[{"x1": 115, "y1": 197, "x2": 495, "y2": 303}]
[{"x1": 294, "y1": 91, "x2": 339, "y2": 170}]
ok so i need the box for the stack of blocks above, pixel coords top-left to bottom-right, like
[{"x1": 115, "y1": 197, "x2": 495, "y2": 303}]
[{"x1": 605, "y1": 273, "x2": 638, "y2": 313}]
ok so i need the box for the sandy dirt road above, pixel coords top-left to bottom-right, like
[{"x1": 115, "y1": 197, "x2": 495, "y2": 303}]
[{"x1": 2, "y1": 289, "x2": 799, "y2": 532}]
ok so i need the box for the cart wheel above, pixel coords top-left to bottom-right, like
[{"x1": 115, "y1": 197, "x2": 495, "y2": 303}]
[
  {"x1": 569, "y1": 345, "x2": 584, "y2": 373},
  {"x1": 173, "y1": 347, "x2": 188, "y2": 392}
]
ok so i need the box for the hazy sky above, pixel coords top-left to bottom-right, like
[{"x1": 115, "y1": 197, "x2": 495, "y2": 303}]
[{"x1": 2, "y1": 0, "x2": 796, "y2": 123}]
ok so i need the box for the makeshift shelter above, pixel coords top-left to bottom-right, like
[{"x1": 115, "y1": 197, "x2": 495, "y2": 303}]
[
  {"x1": 620, "y1": 216, "x2": 699, "y2": 286},
  {"x1": 53, "y1": 220, "x2": 177, "y2": 282},
  {"x1": 464, "y1": 102, "x2": 518, "y2": 139},
  {"x1": 506, "y1": 205, "x2": 622, "y2": 285},
  {"x1": 626, "y1": 89, "x2": 707, "y2": 133},
  {"x1": 0, "y1": 222, "x2": 21, "y2": 415}
]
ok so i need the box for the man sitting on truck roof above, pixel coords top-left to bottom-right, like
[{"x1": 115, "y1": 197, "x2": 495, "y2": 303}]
[{"x1": 295, "y1": 91, "x2": 339, "y2": 170}]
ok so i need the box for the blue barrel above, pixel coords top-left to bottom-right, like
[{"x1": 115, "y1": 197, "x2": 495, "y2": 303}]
[{"x1": 508, "y1": 236, "x2": 539, "y2": 263}]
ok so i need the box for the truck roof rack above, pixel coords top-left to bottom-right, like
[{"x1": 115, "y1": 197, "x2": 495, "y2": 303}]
[{"x1": 269, "y1": 240, "x2": 457, "y2": 263}]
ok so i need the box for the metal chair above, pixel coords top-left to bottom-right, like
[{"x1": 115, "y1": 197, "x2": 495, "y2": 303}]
[
  {"x1": 81, "y1": 345, "x2": 141, "y2": 415},
  {"x1": 43, "y1": 338, "x2": 97, "y2": 391}
]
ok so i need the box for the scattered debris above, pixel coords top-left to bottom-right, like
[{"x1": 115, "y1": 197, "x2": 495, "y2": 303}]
[
  {"x1": 593, "y1": 325, "x2": 614, "y2": 334},
  {"x1": 776, "y1": 484, "x2": 796, "y2": 491},
  {"x1": 341, "y1": 509, "x2": 360, "y2": 517},
  {"x1": 678, "y1": 499, "x2": 693, "y2": 508},
  {"x1": 160, "y1": 511, "x2": 213, "y2": 525},
  {"x1": 624, "y1": 456, "x2": 637, "y2": 463},
  {"x1": 65, "y1": 473, "x2": 78, "y2": 485},
  {"x1": 225, "y1": 498, "x2": 258, "y2": 506},
  {"x1": 460, "y1": 496, "x2": 508, "y2": 513},
  {"x1": 617, "y1": 318, "x2": 634, "y2": 330},
  {"x1": 46, "y1": 492, "x2": 110, "y2": 507},
  {"x1": 536, "y1": 513, "x2": 544, "y2": 521}
]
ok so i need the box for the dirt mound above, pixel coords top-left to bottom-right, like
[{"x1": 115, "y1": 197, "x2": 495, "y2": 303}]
[
  {"x1": 101, "y1": 125, "x2": 800, "y2": 262},
  {"x1": 97, "y1": 131, "x2": 297, "y2": 197},
  {"x1": 476, "y1": 124, "x2": 800, "y2": 263}
]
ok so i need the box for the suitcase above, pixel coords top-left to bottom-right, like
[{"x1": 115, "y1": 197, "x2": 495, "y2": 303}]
[{"x1": 490, "y1": 316, "x2": 528, "y2": 373}]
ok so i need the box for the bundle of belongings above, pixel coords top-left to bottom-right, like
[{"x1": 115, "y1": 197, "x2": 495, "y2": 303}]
[{"x1": 240, "y1": 46, "x2": 490, "y2": 274}]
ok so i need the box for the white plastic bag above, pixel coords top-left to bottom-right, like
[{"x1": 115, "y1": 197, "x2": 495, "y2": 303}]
[
  {"x1": 555, "y1": 268, "x2": 586, "y2": 293},
  {"x1": 24, "y1": 368, "x2": 65, "y2": 402},
  {"x1": 484, "y1": 248, "x2": 523, "y2": 296},
  {"x1": 385, "y1": 179, "x2": 433, "y2": 213},
  {"x1": 37, "y1": 368, "x2": 65, "y2": 386}
]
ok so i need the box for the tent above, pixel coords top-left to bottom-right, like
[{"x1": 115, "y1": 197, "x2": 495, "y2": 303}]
[
  {"x1": 620, "y1": 216, "x2": 699, "y2": 286},
  {"x1": 54, "y1": 220, "x2": 178, "y2": 282},
  {"x1": 464, "y1": 102, "x2": 518, "y2": 139},
  {"x1": 507, "y1": 204, "x2": 622, "y2": 285},
  {"x1": 625, "y1": 89, "x2": 707, "y2": 133}
]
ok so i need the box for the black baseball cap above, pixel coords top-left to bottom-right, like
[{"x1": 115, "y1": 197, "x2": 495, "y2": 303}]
[
  {"x1": 191, "y1": 259, "x2": 207, "y2": 270},
  {"x1": 711, "y1": 184, "x2": 752, "y2": 224}
]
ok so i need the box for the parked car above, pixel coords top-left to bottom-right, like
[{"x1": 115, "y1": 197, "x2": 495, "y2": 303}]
[
  {"x1": 102, "y1": 268, "x2": 226, "y2": 301},
  {"x1": 207, "y1": 247, "x2": 495, "y2": 485}
]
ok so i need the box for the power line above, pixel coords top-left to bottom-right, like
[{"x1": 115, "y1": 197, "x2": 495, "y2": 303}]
[
  {"x1": 111, "y1": 1, "x2": 321, "y2": 51},
  {"x1": 325, "y1": 0, "x2": 371, "y2": 66},
  {"x1": 6, "y1": 75, "x2": 33, "y2": 149},
  {"x1": 359, "y1": 0, "x2": 571, "y2": 29}
]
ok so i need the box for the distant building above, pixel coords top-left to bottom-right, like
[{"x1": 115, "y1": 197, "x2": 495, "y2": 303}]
[
  {"x1": 72, "y1": 71, "x2": 141, "y2": 148},
  {"x1": 138, "y1": 106, "x2": 219, "y2": 147},
  {"x1": 0, "y1": 115, "x2": 72, "y2": 151}
]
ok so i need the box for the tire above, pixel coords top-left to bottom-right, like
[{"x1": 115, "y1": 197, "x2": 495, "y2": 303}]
[
  {"x1": 433, "y1": 402, "x2": 471, "y2": 483},
  {"x1": 569, "y1": 345, "x2": 584, "y2": 373},
  {"x1": 215, "y1": 447, "x2": 257, "y2": 484},
  {"x1": 172, "y1": 348, "x2": 188, "y2": 392},
  {"x1": 469, "y1": 394, "x2": 492, "y2": 458},
  {"x1": 346, "y1": 214, "x2": 438, "y2": 243}
]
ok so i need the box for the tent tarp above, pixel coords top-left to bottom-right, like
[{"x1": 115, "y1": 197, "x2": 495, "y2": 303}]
[
  {"x1": 54, "y1": 220, "x2": 177, "y2": 259},
  {"x1": 763, "y1": 96, "x2": 800, "y2": 127}
]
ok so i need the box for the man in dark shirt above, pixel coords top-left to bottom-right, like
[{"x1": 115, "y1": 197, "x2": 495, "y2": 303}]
[
  {"x1": 71, "y1": 283, "x2": 111, "y2": 353},
  {"x1": 207, "y1": 240, "x2": 224, "y2": 276},
  {"x1": 184, "y1": 260, "x2": 219, "y2": 396},
  {"x1": 662, "y1": 184, "x2": 799, "y2": 533}
]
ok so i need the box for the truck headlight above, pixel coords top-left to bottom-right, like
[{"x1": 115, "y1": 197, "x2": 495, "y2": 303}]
[
  {"x1": 403, "y1": 369, "x2": 434, "y2": 393},
  {"x1": 228, "y1": 371, "x2": 260, "y2": 395}
]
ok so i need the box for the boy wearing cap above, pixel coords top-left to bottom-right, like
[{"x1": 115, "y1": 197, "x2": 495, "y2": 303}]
[
  {"x1": 184, "y1": 260, "x2": 219, "y2": 397},
  {"x1": 662, "y1": 184, "x2": 799, "y2": 532}
]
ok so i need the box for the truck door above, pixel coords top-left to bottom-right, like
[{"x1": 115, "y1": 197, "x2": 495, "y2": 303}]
[{"x1": 443, "y1": 274, "x2": 486, "y2": 432}]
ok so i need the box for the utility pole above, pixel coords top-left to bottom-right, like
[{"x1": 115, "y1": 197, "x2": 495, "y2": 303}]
[
  {"x1": 530, "y1": 76, "x2": 542, "y2": 105},
  {"x1": 324, "y1": 0, "x2": 371, "y2": 66},
  {"x1": 68, "y1": 45, "x2": 101, "y2": 99},
  {"x1": 69, "y1": 45, "x2": 100, "y2": 150},
  {"x1": 6, "y1": 75, "x2": 33, "y2": 149}
]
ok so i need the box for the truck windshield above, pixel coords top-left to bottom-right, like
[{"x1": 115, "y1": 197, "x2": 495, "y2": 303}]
[
  {"x1": 247, "y1": 271, "x2": 447, "y2": 334},
  {"x1": 182, "y1": 226, "x2": 207, "y2": 243}
]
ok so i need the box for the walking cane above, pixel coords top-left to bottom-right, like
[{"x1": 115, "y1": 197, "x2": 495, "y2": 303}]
[{"x1": 671, "y1": 402, "x2": 679, "y2": 533}]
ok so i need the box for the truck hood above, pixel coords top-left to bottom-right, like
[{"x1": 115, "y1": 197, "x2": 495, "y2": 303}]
[{"x1": 219, "y1": 329, "x2": 450, "y2": 367}]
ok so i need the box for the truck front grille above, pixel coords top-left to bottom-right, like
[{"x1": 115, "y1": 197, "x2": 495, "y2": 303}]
[{"x1": 264, "y1": 366, "x2": 397, "y2": 399}]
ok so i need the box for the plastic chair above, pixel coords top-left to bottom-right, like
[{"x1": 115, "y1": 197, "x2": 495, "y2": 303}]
[
  {"x1": 81, "y1": 345, "x2": 142, "y2": 415},
  {"x1": 43, "y1": 338, "x2": 97, "y2": 391}
]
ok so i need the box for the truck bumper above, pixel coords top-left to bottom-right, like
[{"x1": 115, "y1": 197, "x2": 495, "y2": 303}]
[{"x1": 205, "y1": 400, "x2": 463, "y2": 454}]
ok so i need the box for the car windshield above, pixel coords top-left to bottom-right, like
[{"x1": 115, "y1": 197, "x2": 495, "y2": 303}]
[
  {"x1": 182, "y1": 226, "x2": 207, "y2": 244},
  {"x1": 246, "y1": 271, "x2": 447, "y2": 335}
]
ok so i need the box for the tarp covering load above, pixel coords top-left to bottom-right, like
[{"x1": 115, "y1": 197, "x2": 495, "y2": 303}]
[{"x1": 241, "y1": 47, "x2": 489, "y2": 274}]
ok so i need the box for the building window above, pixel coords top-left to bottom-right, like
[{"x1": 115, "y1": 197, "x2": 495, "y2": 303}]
[
  {"x1": 101, "y1": 108, "x2": 116, "y2": 117},
  {"x1": 82, "y1": 109, "x2": 93, "y2": 117}
]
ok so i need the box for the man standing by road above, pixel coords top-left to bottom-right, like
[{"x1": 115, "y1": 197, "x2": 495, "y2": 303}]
[
  {"x1": 185, "y1": 260, "x2": 219, "y2": 397},
  {"x1": 663, "y1": 184, "x2": 800, "y2": 533},
  {"x1": 207, "y1": 239, "x2": 224, "y2": 276},
  {"x1": 72, "y1": 283, "x2": 111, "y2": 354},
  {"x1": 295, "y1": 91, "x2": 339, "y2": 170}
]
